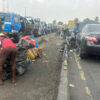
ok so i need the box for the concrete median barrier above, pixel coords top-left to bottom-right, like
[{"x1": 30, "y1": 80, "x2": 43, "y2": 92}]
[{"x1": 57, "y1": 44, "x2": 70, "y2": 100}]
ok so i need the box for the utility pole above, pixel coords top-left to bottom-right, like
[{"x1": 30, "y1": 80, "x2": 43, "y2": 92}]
[
  {"x1": 25, "y1": 7, "x2": 26, "y2": 17},
  {"x1": 3, "y1": 0, "x2": 5, "y2": 12},
  {"x1": 6, "y1": 0, "x2": 9, "y2": 12},
  {"x1": 24, "y1": 7, "x2": 27, "y2": 33}
]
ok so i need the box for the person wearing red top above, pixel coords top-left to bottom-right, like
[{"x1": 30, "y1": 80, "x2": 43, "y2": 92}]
[{"x1": 0, "y1": 33, "x2": 17, "y2": 84}]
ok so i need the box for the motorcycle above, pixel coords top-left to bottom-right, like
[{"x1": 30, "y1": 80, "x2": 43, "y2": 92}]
[{"x1": 66, "y1": 32, "x2": 76, "y2": 50}]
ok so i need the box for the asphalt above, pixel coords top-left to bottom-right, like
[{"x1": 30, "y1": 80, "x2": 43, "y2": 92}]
[
  {"x1": 80, "y1": 55, "x2": 100, "y2": 100},
  {"x1": 68, "y1": 51, "x2": 91, "y2": 100},
  {"x1": 0, "y1": 33, "x2": 64, "y2": 100},
  {"x1": 69, "y1": 50, "x2": 100, "y2": 100}
]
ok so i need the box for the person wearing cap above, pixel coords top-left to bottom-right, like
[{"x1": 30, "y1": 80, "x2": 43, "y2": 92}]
[{"x1": 0, "y1": 32, "x2": 17, "y2": 84}]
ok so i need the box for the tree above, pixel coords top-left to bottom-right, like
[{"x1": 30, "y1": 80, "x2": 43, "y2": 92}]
[
  {"x1": 95, "y1": 16, "x2": 99, "y2": 22},
  {"x1": 83, "y1": 18, "x2": 90, "y2": 22},
  {"x1": 63, "y1": 24, "x2": 67, "y2": 29},
  {"x1": 74, "y1": 18, "x2": 79, "y2": 24},
  {"x1": 57, "y1": 21, "x2": 63, "y2": 25},
  {"x1": 52, "y1": 20, "x2": 56, "y2": 25}
]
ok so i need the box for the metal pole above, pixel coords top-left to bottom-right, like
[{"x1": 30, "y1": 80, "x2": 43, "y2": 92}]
[
  {"x1": 24, "y1": 7, "x2": 27, "y2": 34},
  {"x1": 25, "y1": 7, "x2": 26, "y2": 17},
  {"x1": 7, "y1": 0, "x2": 9, "y2": 12},
  {"x1": 3, "y1": 0, "x2": 5, "y2": 12}
]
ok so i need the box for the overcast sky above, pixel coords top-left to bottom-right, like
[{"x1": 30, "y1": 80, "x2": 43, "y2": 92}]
[{"x1": 0, "y1": 0, "x2": 100, "y2": 23}]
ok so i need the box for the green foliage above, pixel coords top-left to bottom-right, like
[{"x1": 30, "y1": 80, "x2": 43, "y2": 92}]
[
  {"x1": 95, "y1": 16, "x2": 99, "y2": 22},
  {"x1": 57, "y1": 21, "x2": 63, "y2": 25},
  {"x1": 83, "y1": 18, "x2": 90, "y2": 22},
  {"x1": 74, "y1": 18, "x2": 79, "y2": 24},
  {"x1": 52, "y1": 20, "x2": 56, "y2": 25}
]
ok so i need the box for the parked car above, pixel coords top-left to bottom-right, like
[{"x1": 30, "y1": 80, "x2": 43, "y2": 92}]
[{"x1": 76, "y1": 24, "x2": 100, "y2": 58}]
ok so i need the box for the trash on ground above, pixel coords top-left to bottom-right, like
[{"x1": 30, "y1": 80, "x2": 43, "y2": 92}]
[
  {"x1": 56, "y1": 43, "x2": 61, "y2": 46},
  {"x1": 69, "y1": 84, "x2": 75, "y2": 87},
  {"x1": 43, "y1": 60, "x2": 49, "y2": 63},
  {"x1": 60, "y1": 49, "x2": 64, "y2": 52},
  {"x1": 43, "y1": 53, "x2": 47, "y2": 56},
  {"x1": 77, "y1": 55, "x2": 79, "y2": 57},
  {"x1": 70, "y1": 50, "x2": 73, "y2": 52}
]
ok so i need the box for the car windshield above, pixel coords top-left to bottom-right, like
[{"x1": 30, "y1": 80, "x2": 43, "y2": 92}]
[
  {"x1": 5, "y1": 15, "x2": 10, "y2": 22},
  {"x1": 88, "y1": 25, "x2": 100, "y2": 33},
  {"x1": 0, "y1": 13, "x2": 5, "y2": 19}
]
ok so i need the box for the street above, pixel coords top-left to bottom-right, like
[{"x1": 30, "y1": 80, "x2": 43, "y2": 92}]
[
  {"x1": 1, "y1": 0, "x2": 100, "y2": 100},
  {"x1": 69, "y1": 50, "x2": 100, "y2": 100},
  {"x1": 0, "y1": 33, "x2": 64, "y2": 100},
  {"x1": 0, "y1": 33, "x2": 100, "y2": 100}
]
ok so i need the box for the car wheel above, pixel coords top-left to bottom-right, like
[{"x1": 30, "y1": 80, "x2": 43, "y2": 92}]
[{"x1": 79, "y1": 47, "x2": 85, "y2": 59}]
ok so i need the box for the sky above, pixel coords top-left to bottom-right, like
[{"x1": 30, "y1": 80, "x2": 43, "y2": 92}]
[{"x1": 0, "y1": 0, "x2": 100, "y2": 23}]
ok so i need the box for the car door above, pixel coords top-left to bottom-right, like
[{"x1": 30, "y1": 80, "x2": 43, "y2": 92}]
[
  {"x1": 3, "y1": 14, "x2": 12, "y2": 32},
  {"x1": 76, "y1": 32, "x2": 81, "y2": 46},
  {"x1": 13, "y1": 15, "x2": 21, "y2": 32}
]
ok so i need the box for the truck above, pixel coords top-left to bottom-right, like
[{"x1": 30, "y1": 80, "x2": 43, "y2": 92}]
[
  {"x1": 0, "y1": 12, "x2": 22, "y2": 33},
  {"x1": 0, "y1": 12, "x2": 22, "y2": 42},
  {"x1": 0, "y1": 12, "x2": 41, "y2": 41},
  {"x1": 21, "y1": 17, "x2": 41, "y2": 37},
  {"x1": 33, "y1": 18, "x2": 40, "y2": 37},
  {"x1": 39, "y1": 21, "x2": 47, "y2": 35}
]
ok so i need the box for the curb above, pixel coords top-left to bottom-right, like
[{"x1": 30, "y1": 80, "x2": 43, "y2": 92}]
[{"x1": 57, "y1": 44, "x2": 70, "y2": 100}]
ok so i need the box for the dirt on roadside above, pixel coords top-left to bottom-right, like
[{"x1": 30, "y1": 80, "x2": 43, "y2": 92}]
[{"x1": 0, "y1": 33, "x2": 64, "y2": 100}]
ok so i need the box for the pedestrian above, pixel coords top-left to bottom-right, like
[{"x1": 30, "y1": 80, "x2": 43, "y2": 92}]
[{"x1": 0, "y1": 32, "x2": 17, "y2": 84}]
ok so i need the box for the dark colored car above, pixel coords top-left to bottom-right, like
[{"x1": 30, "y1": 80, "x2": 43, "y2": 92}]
[{"x1": 76, "y1": 24, "x2": 100, "y2": 58}]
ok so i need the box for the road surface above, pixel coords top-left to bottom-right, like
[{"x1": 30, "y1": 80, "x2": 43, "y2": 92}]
[
  {"x1": 0, "y1": 33, "x2": 64, "y2": 100},
  {"x1": 69, "y1": 50, "x2": 100, "y2": 100}
]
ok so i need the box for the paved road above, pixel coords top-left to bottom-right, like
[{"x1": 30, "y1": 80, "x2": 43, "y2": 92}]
[
  {"x1": 0, "y1": 33, "x2": 64, "y2": 100},
  {"x1": 69, "y1": 50, "x2": 100, "y2": 100}
]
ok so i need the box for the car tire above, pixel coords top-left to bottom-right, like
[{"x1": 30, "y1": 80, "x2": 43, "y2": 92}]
[{"x1": 79, "y1": 47, "x2": 86, "y2": 59}]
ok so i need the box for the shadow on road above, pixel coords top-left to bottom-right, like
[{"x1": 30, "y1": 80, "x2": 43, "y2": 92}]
[{"x1": 78, "y1": 54, "x2": 100, "y2": 64}]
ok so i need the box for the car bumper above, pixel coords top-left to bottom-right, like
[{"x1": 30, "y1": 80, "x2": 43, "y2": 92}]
[
  {"x1": 85, "y1": 41, "x2": 100, "y2": 55},
  {"x1": 86, "y1": 46, "x2": 100, "y2": 55}
]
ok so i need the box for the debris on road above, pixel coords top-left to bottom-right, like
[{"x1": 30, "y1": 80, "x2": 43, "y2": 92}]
[
  {"x1": 69, "y1": 84, "x2": 75, "y2": 88},
  {"x1": 56, "y1": 43, "x2": 62, "y2": 46},
  {"x1": 3, "y1": 37, "x2": 43, "y2": 80},
  {"x1": 69, "y1": 50, "x2": 73, "y2": 52},
  {"x1": 27, "y1": 48, "x2": 43, "y2": 61},
  {"x1": 42, "y1": 60, "x2": 49, "y2": 63}
]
